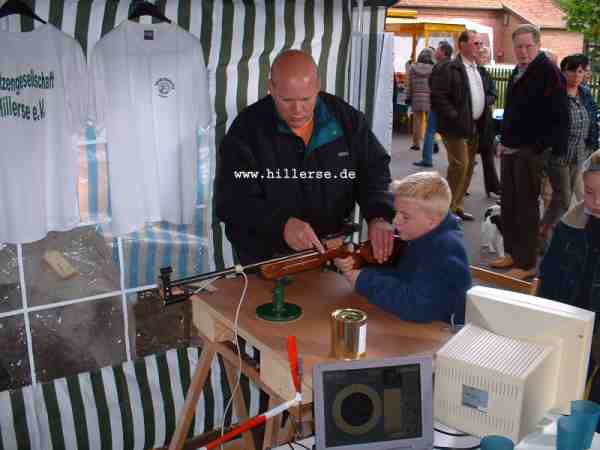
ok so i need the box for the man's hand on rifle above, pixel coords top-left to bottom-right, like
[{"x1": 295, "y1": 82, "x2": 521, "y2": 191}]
[
  {"x1": 284, "y1": 217, "x2": 326, "y2": 253},
  {"x1": 368, "y1": 217, "x2": 395, "y2": 263}
]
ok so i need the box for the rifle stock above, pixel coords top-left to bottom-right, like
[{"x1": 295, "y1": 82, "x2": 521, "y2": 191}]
[{"x1": 259, "y1": 239, "x2": 404, "y2": 280}]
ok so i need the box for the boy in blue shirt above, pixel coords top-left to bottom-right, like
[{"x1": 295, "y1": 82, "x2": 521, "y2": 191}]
[{"x1": 335, "y1": 172, "x2": 471, "y2": 324}]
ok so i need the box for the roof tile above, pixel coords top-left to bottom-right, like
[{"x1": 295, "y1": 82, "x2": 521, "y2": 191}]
[
  {"x1": 394, "y1": 0, "x2": 567, "y2": 28},
  {"x1": 502, "y1": 0, "x2": 566, "y2": 28},
  {"x1": 396, "y1": 0, "x2": 503, "y2": 8}
]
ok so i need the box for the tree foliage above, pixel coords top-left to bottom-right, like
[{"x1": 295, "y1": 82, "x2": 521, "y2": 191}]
[
  {"x1": 559, "y1": 0, "x2": 600, "y2": 68},
  {"x1": 559, "y1": 0, "x2": 600, "y2": 42}
]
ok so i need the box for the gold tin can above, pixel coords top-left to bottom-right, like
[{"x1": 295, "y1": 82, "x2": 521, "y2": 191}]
[{"x1": 331, "y1": 308, "x2": 367, "y2": 360}]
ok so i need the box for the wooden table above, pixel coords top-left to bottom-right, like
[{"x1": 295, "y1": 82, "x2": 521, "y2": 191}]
[{"x1": 168, "y1": 269, "x2": 453, "y2": 450}]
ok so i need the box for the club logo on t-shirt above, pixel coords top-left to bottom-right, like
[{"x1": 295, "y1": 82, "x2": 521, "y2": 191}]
[{"x1": 155, "y1": 77, "x2": 175, "y2": 98}]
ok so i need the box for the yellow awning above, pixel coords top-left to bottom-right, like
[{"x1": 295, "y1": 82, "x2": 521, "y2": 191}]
[{"x1": 386, "y1": 8, "x2": 418, "y2": 19}]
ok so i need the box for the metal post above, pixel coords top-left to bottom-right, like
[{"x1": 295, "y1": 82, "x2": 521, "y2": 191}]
[{"x1": 356, "y1": 0, "x2": 364, "y2": 34}]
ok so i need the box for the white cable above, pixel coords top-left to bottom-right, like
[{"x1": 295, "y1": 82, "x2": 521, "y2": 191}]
[
  {"x1": 220, "y1": 270, "x2": 248, "y2": 449},
  {"x1": 117, "y1": 237, "x2": 132, "y2": 361},
  {"x1": 17, "y1": 244, "x2": 37, "y2": 385}
]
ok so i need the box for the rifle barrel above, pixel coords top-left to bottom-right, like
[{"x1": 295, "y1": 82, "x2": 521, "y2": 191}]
[{"x1": 164, "y1": 249, "x2": 318, "y2": 288}]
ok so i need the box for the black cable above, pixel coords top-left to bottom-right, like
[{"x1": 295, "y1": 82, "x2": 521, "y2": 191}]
[
  {"x1": 434, "y1": 427, "x2": 470, "y2": 437},
  {"x1": 434, "y1": 445, "x2": 480, "y2": 450}
]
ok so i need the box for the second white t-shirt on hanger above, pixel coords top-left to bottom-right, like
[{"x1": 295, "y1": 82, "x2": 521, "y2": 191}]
[{"x1": 90, "y1": 20, "x2": 211, "y2": 236}]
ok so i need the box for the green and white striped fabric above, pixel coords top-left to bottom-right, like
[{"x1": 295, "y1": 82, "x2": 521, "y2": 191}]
[
  {"x1": 0, "y1": 0, "x2": 388, "y2": 278},
  {"x1": 0, "y1": 346, "x2": 265, "y2": 450}
]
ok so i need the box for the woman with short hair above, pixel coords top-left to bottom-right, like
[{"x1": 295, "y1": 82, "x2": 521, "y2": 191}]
[{"x1": 540, "y1": 53, "x2": 599, "y2": 244}]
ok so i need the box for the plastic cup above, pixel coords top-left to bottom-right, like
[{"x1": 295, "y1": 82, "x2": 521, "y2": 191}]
[
  {"x1": 480, "y1": 435, "x2": 514, "y2": 450},
  {"x1": 571, "y1": 400, "x2": 600, "y2": 449},
  {"x1": 557, "y1": 415, "x2": 588, "y2": 450},
  {"x1": 572, "y1": 400, "x2": 600, "y2": 415}
]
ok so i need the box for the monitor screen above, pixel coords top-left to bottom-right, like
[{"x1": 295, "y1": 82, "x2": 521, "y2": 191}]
[{"x1": 313, "y1": 356, "x2": 433, "y2": 450}]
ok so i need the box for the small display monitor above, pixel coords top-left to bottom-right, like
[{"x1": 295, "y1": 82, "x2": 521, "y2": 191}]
[{"x1": 313, "y1": 356, "x2": 433, "y2": 450}]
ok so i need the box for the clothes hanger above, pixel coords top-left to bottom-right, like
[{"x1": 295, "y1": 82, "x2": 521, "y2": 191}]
[
  {"x1": 128, "y1": 1, "x2": 172, "y2": 23},
  {"x1": 0, "y1": 0, "x2": 47, "y2": 24}
]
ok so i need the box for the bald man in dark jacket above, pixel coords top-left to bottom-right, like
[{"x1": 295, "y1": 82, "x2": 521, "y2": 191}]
[{"x1": 216, "y1": 51, "x2": 395, "y2": 264}]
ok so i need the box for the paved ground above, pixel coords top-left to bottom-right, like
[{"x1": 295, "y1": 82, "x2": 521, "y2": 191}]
[{"x1": 389, "y1": 131, "x2": 501, "y2": 268}]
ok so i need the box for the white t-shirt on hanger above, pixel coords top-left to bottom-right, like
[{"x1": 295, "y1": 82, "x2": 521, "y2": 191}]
[
  {"x1": 0, "y1": 24, "x2": 88, "y2": 244},
  {"x1": 90, "y1": 20, "x2": 211, "y2": 236}
]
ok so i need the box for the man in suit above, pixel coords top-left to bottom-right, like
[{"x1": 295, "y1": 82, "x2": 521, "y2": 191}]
[{"x1": 430, "y1": 30, "x2": 491, "y2": 221}]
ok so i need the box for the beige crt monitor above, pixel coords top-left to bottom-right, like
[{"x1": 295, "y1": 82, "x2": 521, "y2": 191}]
[{"x1": 434, "y1": 286, "x2": 595, "y2": 441}]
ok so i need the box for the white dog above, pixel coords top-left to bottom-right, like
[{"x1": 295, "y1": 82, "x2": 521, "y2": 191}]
[{"x1": 481, "y1": 205, "x2": 504, "y2": 257}]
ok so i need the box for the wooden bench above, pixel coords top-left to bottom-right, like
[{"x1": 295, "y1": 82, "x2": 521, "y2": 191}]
[{"x1": 471, "y1": 265, "x2": 539, "y2": 295}]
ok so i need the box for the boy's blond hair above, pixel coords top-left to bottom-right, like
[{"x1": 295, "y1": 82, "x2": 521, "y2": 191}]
[
  {"x1": 582, "y1": 149, "x2": 600, "y2": 176},
  {"x1": 390, "y1": 172, "x2": 451, "y2": 218}
]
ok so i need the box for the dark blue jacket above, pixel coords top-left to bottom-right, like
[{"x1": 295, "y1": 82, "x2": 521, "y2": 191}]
[
  {"x1": 355, "y1": 212, "x2": 471, "y2": 324},
  {"x1": 539, "y1": 203, "x2": 600, "y2": 311},
  {"x1": 501, "y1": 52, "x2": 569, "y2": 155}
]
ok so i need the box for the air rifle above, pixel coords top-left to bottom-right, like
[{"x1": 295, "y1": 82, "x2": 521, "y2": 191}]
[{"x1": 159, "y1": 237, "x2": 404, "y2": 306}]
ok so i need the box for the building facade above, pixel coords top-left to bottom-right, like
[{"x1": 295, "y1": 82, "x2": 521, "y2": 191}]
[{"x1": 392, "y1": 0, "x2": 583, "y2": 65}]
